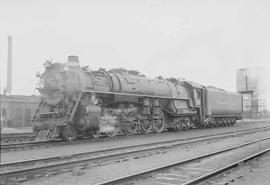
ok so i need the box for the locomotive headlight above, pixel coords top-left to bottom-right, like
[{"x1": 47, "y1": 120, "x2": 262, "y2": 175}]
[{"x1": 38, "y1": 66, "x2": 65, "y2": 105}]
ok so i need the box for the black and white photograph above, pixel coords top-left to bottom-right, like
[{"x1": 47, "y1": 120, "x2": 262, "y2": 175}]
[{"x1": 0, "y1": 0, "x2": 270, "y2": 185}]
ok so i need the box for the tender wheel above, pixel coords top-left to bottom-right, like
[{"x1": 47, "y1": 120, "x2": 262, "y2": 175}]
[
  {"x1": 220, "y1": 119, "x2": 224, "y2": 126},
  {"x1": 232, "y1": 117, "x2": 236, "y2": 124},
  {"x1": 229, "y1": 118, "x2": 233, "y2": 126},
  {"x1": 213, "y1": 119, "x2": 218, "y2": 127},
  {"x1": 222, "y1": 118, "x2": 226, "y2": 126},
  {"x1": 217, "y1": 118, "x2": 222, "y2": 127},
  {"x1": 62, "y1": 126, "x2": 77, "y2": 142},
  {"x1": 92, "y1": 130, "x2": 101, "y2": 139},
  {"x1": 152, "y1": 110, "x2": 165, "y2": 133},
  {"x1": 224, "y1": 118, "x2": 228, "y2": 126},
  {"x1": 225, "y1": 118, "x2": 230, "y2": 126},
  {"x1": 140, "y1": 119, "x2": 152, "y2": 134}
]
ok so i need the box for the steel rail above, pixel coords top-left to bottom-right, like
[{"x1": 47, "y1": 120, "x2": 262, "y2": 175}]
[
  {"x1": 182, "y1": 148, "x2": 270, "y2": 185},
  {"x1": 1, "y1": 127, "x2": 270, "y2": 181},
  {"x1": 94, "y1": 136, "x2": 270, "y2": 185},
  {"x1": 1, "y1": 126, "x2": 270, "y2": 152}
]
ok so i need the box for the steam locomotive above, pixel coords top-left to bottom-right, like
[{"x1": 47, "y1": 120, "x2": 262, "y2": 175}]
[{"x1": 32, "y1": 56, "x2": 242, "y2": 141}]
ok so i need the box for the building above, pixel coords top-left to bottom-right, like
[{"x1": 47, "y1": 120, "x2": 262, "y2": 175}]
[{"x1": 0, "y1": 95, "x2": 39, "y2": 127}]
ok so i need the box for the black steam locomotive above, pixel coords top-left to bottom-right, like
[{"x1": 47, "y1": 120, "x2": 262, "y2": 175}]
[{"x1": 32, "y1": 56, "x2": 242, "y2": 141}]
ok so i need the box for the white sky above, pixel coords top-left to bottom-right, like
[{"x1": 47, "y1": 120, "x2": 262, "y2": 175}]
[{"x1": 0, "y1": 0, "x2": 270, "y2": 95}]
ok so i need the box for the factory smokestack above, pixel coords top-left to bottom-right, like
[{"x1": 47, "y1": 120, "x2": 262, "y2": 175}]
[{"x1": 6, "y1": 36, "x2": 12, "y2": 94}]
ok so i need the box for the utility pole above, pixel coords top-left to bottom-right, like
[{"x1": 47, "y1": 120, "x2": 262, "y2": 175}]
[
  {"x1": 0, "y1": 56, "x2": 2, "y2": 128},
  {"x1": 6, "y1": 36, "x2": 12, "y2": 95}
]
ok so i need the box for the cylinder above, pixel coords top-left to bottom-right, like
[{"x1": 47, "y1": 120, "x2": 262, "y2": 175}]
[{"x1": 75, "y1": 105, "x2": 102, "y2": 131}]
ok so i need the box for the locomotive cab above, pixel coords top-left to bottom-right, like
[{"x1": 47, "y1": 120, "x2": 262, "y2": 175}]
[{"x1": 183, "y1": 81, "x2": 206, "y2": 126}]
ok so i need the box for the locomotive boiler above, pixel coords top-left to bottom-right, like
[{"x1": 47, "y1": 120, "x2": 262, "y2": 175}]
[{"x1": 32, "y1": 56, "x2": 242, "y2": 141}]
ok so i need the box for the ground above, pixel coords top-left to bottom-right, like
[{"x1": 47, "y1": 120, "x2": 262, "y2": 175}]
[{"x1": 206, "y1": 151, "x2": 270, "y2": 185}]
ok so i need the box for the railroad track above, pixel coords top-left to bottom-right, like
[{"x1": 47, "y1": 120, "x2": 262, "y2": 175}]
[
  {"x1": 1, "y1": 126, "x2": 270, "y2": 152},
  {"x1": 95, "y1": 137, "x2": 270, "y2": 185},
  {"x1": 182, "y1": 148, "x2": 270, "y2": 185},
  {"x1": 0, "y1": 134, "x2": 114, "y2": 152},
  {"x1": 0, "y1": 132, "x2": 35, "y2": 143},
  {"x1": 1, "y1": 126, "x2": 270, "y2": 183}
]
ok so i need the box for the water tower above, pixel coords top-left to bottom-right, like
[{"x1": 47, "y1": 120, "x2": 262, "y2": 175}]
[{"x1": 236, "y1": 67, "x2": 268, "y2": 118}]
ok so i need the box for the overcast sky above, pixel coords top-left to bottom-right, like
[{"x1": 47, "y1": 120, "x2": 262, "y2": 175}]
[{"x1": 0, "y1": 0, "x2": 270, "y2": 95}]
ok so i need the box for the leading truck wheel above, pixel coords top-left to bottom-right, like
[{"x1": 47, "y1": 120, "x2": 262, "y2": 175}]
[
  {"x1": 92, "y1": 131, "x2": 101, "y2": 139},
  {"x1": 63, "y1": 126, "x2": 77, "y2": 142}
]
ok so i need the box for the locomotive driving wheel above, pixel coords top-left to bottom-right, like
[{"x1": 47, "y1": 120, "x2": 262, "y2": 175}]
[
  {"x1": 152, "y1": 110, "x2": 165, "y2": 133},
  {"x1": 62, "y1": 125, "x2": 77, "y2": 142},
  {"x1": 226, "y1": 118, "x2": 230, "y2": 126},
  {"x1": 124, "y1": 121, "x2": 138, "y2": 135},
  {"x1": 122, "y1": 110, "x2": 138, "y2": 135},
  {"x1": 140, "y1": 118, "x2": 152, "y2": 134}
]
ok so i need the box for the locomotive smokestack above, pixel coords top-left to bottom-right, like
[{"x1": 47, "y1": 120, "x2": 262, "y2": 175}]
[
  {"x1": 66, "y1": 55, "x2": 80, "y2": 67},
  {"x1": 6, "y1": 36, "x2": 12, "y2": 94}
]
